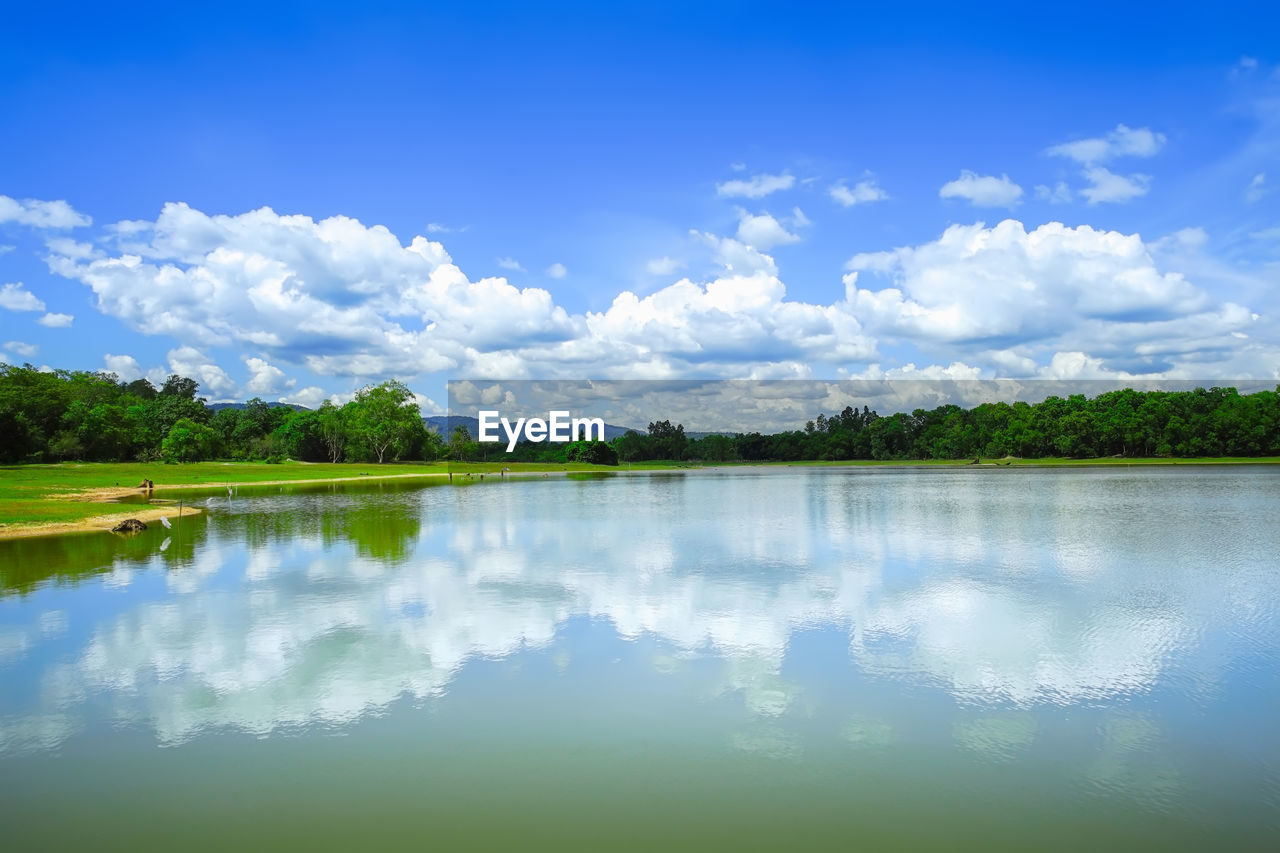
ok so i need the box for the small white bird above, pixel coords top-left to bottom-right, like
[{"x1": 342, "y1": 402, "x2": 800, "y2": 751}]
[
  {"x1": 159, "y1": 515, "x2": 172, "y2": 530},
  {"x1": 227, "y1": 486, "x2": 233, "y2": 496},
  {"x1": 159, "y1": 537, "x2": 171, "y2": 552}
]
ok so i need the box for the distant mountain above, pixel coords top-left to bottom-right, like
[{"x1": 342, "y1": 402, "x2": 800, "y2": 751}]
[
  {"x1": 424, "y1": 415, "x2": 638, "y2": 441},
  {"x1": 210, "y1": 402, "x2": 310, "y2": 412}
]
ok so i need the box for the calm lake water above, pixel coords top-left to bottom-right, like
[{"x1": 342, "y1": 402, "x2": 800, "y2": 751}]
[{"x1": 2, "y1": 467, "x2": 1278, "y2": 850}]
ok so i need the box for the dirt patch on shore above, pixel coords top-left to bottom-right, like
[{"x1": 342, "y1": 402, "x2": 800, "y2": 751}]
[{"x1": 0, "y1": 505, "x2": 203, "y2": 539}]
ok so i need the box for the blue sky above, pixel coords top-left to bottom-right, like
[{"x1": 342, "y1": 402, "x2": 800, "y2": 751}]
[{"x1": 1, "y1": 1, "x2": 1277, "y2": 409}]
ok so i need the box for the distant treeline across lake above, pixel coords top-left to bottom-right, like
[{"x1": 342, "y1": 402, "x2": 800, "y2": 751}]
[{"x1": 2, "y1": 363, "x2": 1277, "y2": 464}]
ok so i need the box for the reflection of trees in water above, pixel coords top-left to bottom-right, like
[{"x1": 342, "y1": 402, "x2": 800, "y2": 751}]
[
  {"x1": 0, "y1": 479, "x2": 441, "y2": 596},
  {"x1": 2, "y1": 466, "x2": 1277, "y2": 821},
  {"x1": 205, "y1": 481, "x2": 432, "y2": 562},
  {"x1": 0, "y1": 516, "x2": 207, "y2": 595},
  {"x1": 322, "y1": 498, "x2": 422, "y2": 563}
]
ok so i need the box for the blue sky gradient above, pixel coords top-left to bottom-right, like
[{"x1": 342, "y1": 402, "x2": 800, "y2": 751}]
[{"x1": 1, "y1": 2, "x2": 1277, "y2": 408}]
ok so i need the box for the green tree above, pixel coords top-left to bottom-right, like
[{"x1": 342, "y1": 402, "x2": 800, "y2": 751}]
[
  {"x1": 318, "y1": 400, "x2": 347, "y2": 462},
  {"x1": 161, "y1": 417, "x2": 219, "y2": 462},
  {"x1": 346, "y1": 380, "x2": 422, "y2": 463},
  {"x1": 448, "y1": 424, "x2": 479, "y2": 461}
]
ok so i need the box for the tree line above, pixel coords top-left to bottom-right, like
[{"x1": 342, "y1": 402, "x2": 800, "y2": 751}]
[
  {"x1": 0, "y1": 364, "x2": 442, "y2": 464},
  {"x1": 3, "y1": 362, "x2": 1277, "y2": 465},
  {"x1": 486, "y1": 387, "x2": 1280, "y2": 463}
]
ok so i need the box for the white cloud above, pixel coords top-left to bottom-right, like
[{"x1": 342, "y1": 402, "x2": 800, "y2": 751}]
[
  {"x1": 287, "y1": 386, "x2": 332, "y2": 409},
  {"x1": 496, "y1": 257, "x2": 524, "y2": 272},
  {"x1": 938, "y1": 171, "x2": 1023, "y2": 207},
  {"x1": 1046, "y1": 124, "x2": 1166, "y2": 164},
  {"x1": 3, "y1": 341, "x2": 37, "y2": 358},
  {"x1": 1079, "y1": 166, "x2": 1151, "y2": 204},
  {"x1": 843, "y1": 219, "x2": 1255, "y2": 374},
  {"x1": 1246, "y1": 172, "x2": 1268, "y2": 203},
  {"x1": 167, "y1": 346, "x2": 236, "y2": 398},
  {"x1": 45, "y1": 200, "x2": 1271, "y2": 386},
  {"x1": 244, "y1": 356, "x2": 296, "y2": 396},
  {"x1": 0, "y1": 195, "x2": 91, "y2": 229},
  {"x1": 829, "y1": 177, "x2": 888, "y2": 207},
  {"x1": 103, "y1": 354, "x2": 144, "y2": 381},
  {"x1": 0, "y1": 283, "x2": 46, "y2": 312},
  {"x1": 51, "y1": 203, "x2": 581, "y2": 380},
  {"x1": 645, "y1": 256, "x2": 686, "y2": 276},
  {"x1": 545, "y1": 262, "x2": 567, "y2": 279},
  {"x1": 1232, "y1": 56, "x2": 1259, "y2": 78},
  {"x1": 1034, "y1": 182, "x2": 1073, "y2": 204},
  {"x1": 44, "y1": 237, "x2": 100, "y2": 260},
  {"x1": 37, "y1": 312, "x2": 73, "y2": 328},
  {"x1": 735, "y1": 210, "x2": 802, "y2": 250},
  {"x1": 716, "y1": 172, "x2": 795, "y2": 199}
]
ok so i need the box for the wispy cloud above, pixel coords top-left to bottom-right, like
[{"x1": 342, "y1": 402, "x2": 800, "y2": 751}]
[
  {"x1": 829, "y1": 177, "x2": 888, "y2": 207},
  {"x1": 1047, "y1": 124, "x2": 1166, "y2": 164},
  {"x1": 3, "y1": 340, "x2": 38, "y2": 358},
  {"x1": 1079, "y1": 166, "x2": 1151, "y2": 204},
  {"x1": 646, "y1": 256, "x2": 686, "y2": 276},
  {"x1": 37, "y1": 312, "x2": 74, "y2": 328},
  {"x1": 1246, "y1": 173, "x2": 1269, "y2": 203},
  {"x1": 1034, "y1": 182, "x2": 1073, "y2": 204},
  {"x1": 938, "y1": 171, "x2": 1023, "y2": 207},
  {"x1": 0, "y1": 195, "x2": 91, "y2": 229},
  {"x1": 716, "y1": 172, "x2": 795, "y2": 199}
]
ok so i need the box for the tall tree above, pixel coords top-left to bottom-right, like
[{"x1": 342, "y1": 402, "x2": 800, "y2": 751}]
[{"x1": 346, "y1": 380, "x2": 421, "y2": 463}]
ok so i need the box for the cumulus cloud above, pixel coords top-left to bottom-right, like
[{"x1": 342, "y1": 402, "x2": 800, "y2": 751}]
[
  {"x1": 244, "y1": 356, "x2": 295, "y2": 396},
  {"x1": 496, "y1": 257, "x2": 524, "y2": 272},
  {"x1": 0, "y1": 195, "x2": 91, "y2": 229},
  {"x1": 37, "y1": 312, "x2": 73, "y2": 328},
  {"x1": 288, "y1": 385, "x2": 333, "y2": 409},
  {"x1": 843, "y1": 219, "x2": 1255, "y2": 374},
  {"x1": 716, "y1": 172, "x2": 795, "y2": 199},
  {"x1": 103, "y1": 354, "x2": 144, "y2": 381},
  {"x1": 829, "y1": 177, "x2": 888, "y2": 207},
  {"x1": 1047, "y1": 124, "x2": 1166, "y2": 164},
  {"x1": 167, "y1": 346, "x2": 236, "y2": 398},
  {"x1": 0, "y1": 283, "x2": 46, "y2": 312},
  {"x1": 1079, "y1": 166, "x2": 1151, "y2": 204},
  {"x1": 938, "y1": 171, "x2": 1023, "y2": 207},
  {"x1": 50, "y1": 203, "x2": 581, "y2": 380},
  {"x1": 545, "y1": 262, "x2": 567, "y2": 279},
  {"x1": 44, "y1": 200, "x2": 1271, "y2": 386},
  {"x1": 735, "y1": 210, "x2": 802, "y2": 250}
]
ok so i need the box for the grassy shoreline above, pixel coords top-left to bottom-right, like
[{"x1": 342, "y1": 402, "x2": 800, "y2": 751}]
[{"x1": 2, "y1": 456, "x2": 1278, "y2": 539}]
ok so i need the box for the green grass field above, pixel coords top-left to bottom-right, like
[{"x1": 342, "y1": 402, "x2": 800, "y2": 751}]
[
  {"x1": 0, "y1": 461, "x2": 449, "y2": 529},
  {"x1": 0, "y1": 459, "x2": 651, "y2": 530},
  {"x1": 2, "y1": 456, "x2": 1278, "y2": 533}
]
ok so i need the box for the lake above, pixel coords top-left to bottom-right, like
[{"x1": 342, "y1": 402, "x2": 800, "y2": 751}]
[{"x1": 1, "y1": 466, "x2": 1278, "y2": 849}]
